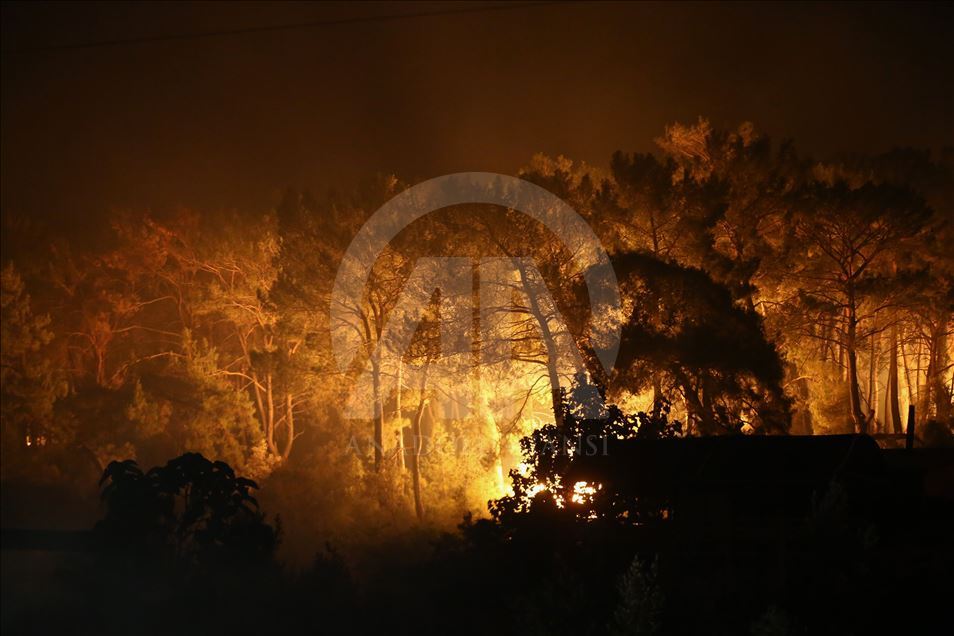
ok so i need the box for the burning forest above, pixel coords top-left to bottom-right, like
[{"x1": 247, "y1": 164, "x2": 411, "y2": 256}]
[{"x1": 2, "y1": 2, "x2": 952, "y2": 635}]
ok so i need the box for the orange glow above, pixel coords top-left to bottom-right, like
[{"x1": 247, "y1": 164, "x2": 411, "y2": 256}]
[{"x1": 570, "y1": 480, "x2": 600, "y2": 505}]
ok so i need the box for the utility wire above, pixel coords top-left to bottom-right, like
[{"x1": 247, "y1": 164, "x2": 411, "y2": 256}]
[{"x1": 3, "y1": 1, "x2": 571, "y2": 54}]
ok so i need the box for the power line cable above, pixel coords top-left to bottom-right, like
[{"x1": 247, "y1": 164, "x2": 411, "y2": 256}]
[{"x1": 3, "y1": 1, "x2": 571, "y2": 54}]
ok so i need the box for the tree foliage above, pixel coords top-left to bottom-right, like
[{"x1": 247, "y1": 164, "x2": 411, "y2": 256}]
[{"x1": 95, "y1": 452, "x2": 277, "y2": 567}]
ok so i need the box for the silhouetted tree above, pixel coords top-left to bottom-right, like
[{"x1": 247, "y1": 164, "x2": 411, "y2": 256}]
[
  {"x1": 492, "y1": 380, "x2": 681, "y2": 523},
  {"x1": 95, "y1": 452, "x2": 278, "y2": 568},
  {"x1": 611, "y1": 252, "x2": 790, "y2": 434}
]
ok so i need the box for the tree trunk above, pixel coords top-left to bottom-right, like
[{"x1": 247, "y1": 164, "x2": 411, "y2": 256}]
[
  {"x1": 838, "y1": 337, "x2": 846, "y2": 381},
  {"x1": 394, "y1": 424, "x2": 406, "y2": 470},
  {"x1": 371, "y1": 352, "x2": 384, "y2": 470},
  {"x1": 675, "y1": 370, "x2": 716, "y2": 434},
  {"x1": 845, "y1": 300, "x2": 866, "y2": 433},
  {"x1": 869, "y1": 330, "x2": 879, "y2": 432},
  {"x1": 900, "y1": 328, "x2": 914, "y2": 413},
  {"x1": 887, "y1": 325, "x2": 903, "y2": 434},
  {"x1": 847, "y1": 346, "x2": 865, "y2": 432},
  {"x1": 929, "y1": 318, "x2": 951, "y2": 421},
  {"x1": 409, "y1": 403, "x2": 427, "y2": 521},
  {"x1": 281, "y1": 392, "x2": 295, "y2": 460},
  {"x1": 266, "y1": 374, "x2": 275, "y2": 449},
  {"x1": 404, "y1": 425, "x2": 423, "y2": 521},
  {"x1": 515, "y1": 260, "x2": 565, "y2": 429},
  {"x1": 393, "y1": 358, "x2": 406, "y2": 470},
  {"x1": 687, "y1": 387, "x2": 716, "y2": 434},
  {"x1": 916, "y1": 339, "x2": 928, "y2": 426},
  {"x1": 252, "y1": 371, "x2": 277, "y2": 456},
  {"x1": 395, "y1": 357, "x2": 403, "y2": 421}
]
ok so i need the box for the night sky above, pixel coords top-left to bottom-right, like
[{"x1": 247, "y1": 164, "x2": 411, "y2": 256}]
[{"x1": 2, "y1": 1, "x2": 952, "y2": 226}]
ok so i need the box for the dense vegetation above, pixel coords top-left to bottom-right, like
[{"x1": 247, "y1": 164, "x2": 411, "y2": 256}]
[
  {"x1": 4, "y1": 397, "x2": 950, "y2": 635},
  {"x1": 2, "y1": 119, "x2": 952, "y2": 564}
]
